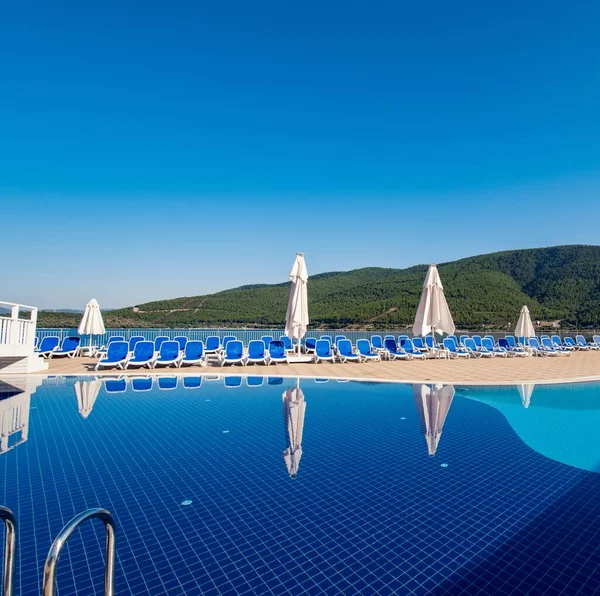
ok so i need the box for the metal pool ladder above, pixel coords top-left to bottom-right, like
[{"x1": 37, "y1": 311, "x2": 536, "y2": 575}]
[
  {"x1": 0, "y1": 506, "x2": 16, "y2": 596},
  {"x1": 42, "y1": 508, "x2": 116, "y2": 596}
]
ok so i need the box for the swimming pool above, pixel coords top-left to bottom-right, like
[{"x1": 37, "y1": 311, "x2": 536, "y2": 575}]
[{"x1": 1, "y1": 375, "x2": 599, "y2": 594}]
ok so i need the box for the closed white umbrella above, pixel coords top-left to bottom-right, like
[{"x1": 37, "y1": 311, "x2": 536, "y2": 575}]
[
  {"x1": 514, "y1": 305, "x2": 535, "y2": 339},
  {"x1": 74, "y1": 379, "x2": 102, "y2": 419},
  {"x1": 413, "y1": 265, "x2": 455, "y2": 338},
  {"x1": 285, "y1": 253, "x2": 309, "y2": 356},
  {"x1": 517, "y1": 384, "x2": 535, "y2": 409},
  {"x1": 413, "y1": 383, "x2": 455, "y2": 456},
  {"x1": 78, "y1": 299, "x2": 106, "y2": 348},
  {"x1": 282, "y1": 380, "x2": 306, "y2": 477}
]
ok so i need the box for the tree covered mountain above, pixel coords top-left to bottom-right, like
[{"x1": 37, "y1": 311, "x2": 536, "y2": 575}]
[{"x1": 38, "y1": 245, "x2": 600, "y2": 329}]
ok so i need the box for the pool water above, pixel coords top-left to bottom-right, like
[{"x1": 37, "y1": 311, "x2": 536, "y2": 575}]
[{"x1": 1, "y1": 375, "x2": 600, "y2": 595}]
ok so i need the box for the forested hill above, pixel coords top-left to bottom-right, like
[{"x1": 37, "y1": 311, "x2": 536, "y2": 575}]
[{"x1": 38, "y1": 245, "x2": 600, "y2": 329}]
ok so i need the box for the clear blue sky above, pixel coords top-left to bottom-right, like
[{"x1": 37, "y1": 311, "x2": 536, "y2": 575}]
[{"x1": 2, "y1": 0, "x2": 599, "y2": 309}]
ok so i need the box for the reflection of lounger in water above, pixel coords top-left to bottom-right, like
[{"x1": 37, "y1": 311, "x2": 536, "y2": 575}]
[
  {"x1": 283, "y1": 382, "x2": 306, "y2": 477},
  {"x1": 224, "y1": 377, "x2": 242, "y2": 388},
  {"x1": 158, "y1": 377, "x2": 178, "y2": 390},
  {"x1": 104, "y1": 378, "x2": 127, "y2": 394},
  {"x1": 131, "y1": 377, "x2": 153, "y2": 392},
  {"x1": 183, "y1": 377, "x2": 202, "y2": 389}
]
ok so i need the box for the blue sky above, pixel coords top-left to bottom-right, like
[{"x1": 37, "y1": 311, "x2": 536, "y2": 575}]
[{"x1": 2, "y1": 0, "x2": 599, "y2": 309}]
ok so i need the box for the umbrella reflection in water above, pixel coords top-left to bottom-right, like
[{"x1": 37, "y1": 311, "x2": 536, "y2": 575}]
[
  {"x1": 413, "y1": 383, "x2": 455, "y2": 456},
  {"x1": 74, "y1": 379, "x2": 102, "y2": 419},
  {"x1": 518, "y1": 384, "x2": 535, "y2": 409},
  {"x1": 283, "y1": 379, "x2": 306, "y2": 477}
]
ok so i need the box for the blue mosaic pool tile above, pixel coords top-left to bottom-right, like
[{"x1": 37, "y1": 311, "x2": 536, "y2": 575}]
[{"x1": 0, "y1": 377, "x2": 599, "y2": 594}]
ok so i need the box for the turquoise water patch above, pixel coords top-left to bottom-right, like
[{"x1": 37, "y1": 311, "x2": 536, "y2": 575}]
[{"x1": 459, "y1": 382, "x2": 600, "y2": 473}]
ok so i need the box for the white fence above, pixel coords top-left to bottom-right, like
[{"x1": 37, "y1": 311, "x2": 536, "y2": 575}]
[
  {"x1": 36, "y1": 326, "x2": 600, "y2": 346},
  {"x1": 0, "y1": 301, "x2": 38, "y2": 357}
]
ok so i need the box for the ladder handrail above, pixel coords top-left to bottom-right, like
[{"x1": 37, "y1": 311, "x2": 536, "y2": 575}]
[
  {"x1": 42, "y1": 508, "x2": 115, "y2": 596},
  {"x1": 0, "y1": 506, "x2": 16, "y2": 596}
]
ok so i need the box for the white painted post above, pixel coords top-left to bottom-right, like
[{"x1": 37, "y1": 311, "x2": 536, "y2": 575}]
[
  {"x1": 8, "y1": 306, "x2": 19, "y2": 347},
  {"x1": 28, "y1": 308, "x2": 38, "y2": 350}
]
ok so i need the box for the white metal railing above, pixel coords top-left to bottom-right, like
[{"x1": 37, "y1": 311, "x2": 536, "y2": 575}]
[{"x1": 0, "y1": 301, "x2": 38, "y2": 357}]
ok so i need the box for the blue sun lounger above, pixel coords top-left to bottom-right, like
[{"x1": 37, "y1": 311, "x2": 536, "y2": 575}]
[
  {"x1": 400, "y1": 339, "x2": 426, "y2": 359},
  {"x1": 334, "y1": 336, "x2": 346, "y2": 351},
  {"x1": 498, "y1": 338, "x2": 528, "y2": 356},
  {"x1": 425, "y1": 336, "x2": 437, "y2": 350},
  {"x1": 357, "y1": 339, "x2": 380, "y2": 362},
  {"x1": 443, "y1": 338, "x2": 470, "y2": 358},
  {"x1": 304, "y1": 338, "x2": 317, "y2": 354},
  {"x1": 124, "y1": 341, "x2": 155, "y2": 369},
  {"x1": 222, "y1": 336, "x2": 236, "y2": 352},
  {"x1": 576, "y1": 335, "x2": 597, "y2": 350},
  {"x1": 153, "y1": 341, "x2": 182, "y2": 368},
  {"x1": 384, "y1": 338, "x2": 410, "y2": 360},
  {"x1": 541, "y1": 336, "x2": 570, "y2": 356},
  {"x1": 370, "y1": 335, "x2": 384, "y2": 351},
  {"x1": 463, "y1": 337, "x2": 492, "y2": 358},
  {"x1": 48, "y1": 336, "x2": 81, "y2": 359},
  {"x1": 128, "y1": 336, "x2": 145, "y2": 354},
  {"x1": 174, "y1": 336, "x2": 188, "y2": 352},
  {"x1": 261, "y1": 335, "x2": 273, "y2": 350},
  {"x1": 412, "y1": 337, "x2": 427, "y2": 352},
  {"x1": 220, "y1": 340, "x2": 245, "y2": 366},
  {"x1": 154, "y1": 336, "x2": 169, "y2": 353},
  {"x1": 314, "y1": 339, "x2": 335, "y2": 363},
  {"x1": 96, "y1": 341, "x2": 130, "y2": 370},
  {"x1": 482, "y1": 337, "x2": 508, "y2": 357},
  {"x1": 96, "y1": 336, "x2": 125, "y2": 358},
  {"x1": 179, "y1": 341, "x2": 205, "y2": 367},
  {"x1": 246, "y1": 340, "x2": 268, "y2": 365},
  {"x1": 268, "y1": 340, "x2": 289, "y2": 365},
  {"x1": 36, "y1": 336, "x2": 60, "y2": 357},
  {"x1": 280, "y1": 336, "x2": 294, "y2": 353},
  {"x1": 528, "y1": 337, "x2": 557, "y2": 356},
  {"x1": 204, "y1": 336, "x2": 221, "y2": 355},
  {"x1": 337, "y1": 339, "x2": 360, "y2": 363}
]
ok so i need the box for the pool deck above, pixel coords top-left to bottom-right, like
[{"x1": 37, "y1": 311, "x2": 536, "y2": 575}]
[{"x1": 33, "y1": 351, "x2": 600, "y2": 385}]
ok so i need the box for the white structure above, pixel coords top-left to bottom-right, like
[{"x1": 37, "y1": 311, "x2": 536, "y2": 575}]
[
  {"x1": 78, "y1": 298, "x2": 106, "y2": 346},
  {"x1": 413, "y1": 383, "x2": 455, "y2": 456},
  {"x1": 74, "y1": 379, "x2": 102, "y2": 419},
  {"x1": 0, "y1": 376, "x2": 43, "y2": 455},
  {"x1": 413, "y1": 265, "x2": 455, "y2": 338},
  {"x1": 0, "y1": 301, "x2": 47, "y2": 373},
  {"x1": 282, "y1": 381, "x2": 306, "y2": 477},
  {"x1": 518, "y1": 384, "x2": 535, "y2": 409},
  {"x1": 285, "y1": 253, "x2": 311, "y2": 362},
  {"x1": 515, "y1": 305, "x2": 535, "y2": 338}
]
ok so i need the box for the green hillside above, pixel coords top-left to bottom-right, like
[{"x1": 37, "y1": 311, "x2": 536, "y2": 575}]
[{"x1": 38, "y1": 245, "x2": 600, "y2": 329}]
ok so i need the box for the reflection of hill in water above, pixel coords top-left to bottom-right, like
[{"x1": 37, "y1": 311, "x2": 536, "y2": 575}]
[{"x1": 458, "y1": 384, "x2": 600, "y2": 473}]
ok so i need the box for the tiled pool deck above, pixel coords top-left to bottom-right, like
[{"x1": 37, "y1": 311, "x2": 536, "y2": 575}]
[{"x1": 38, "y1": 351, "x2": 600, "y2": 385}]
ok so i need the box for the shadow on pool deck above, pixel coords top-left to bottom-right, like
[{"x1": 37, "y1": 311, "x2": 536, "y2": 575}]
[{"x1": 431, "y1": 472, "x2": 600, "y2": 595}]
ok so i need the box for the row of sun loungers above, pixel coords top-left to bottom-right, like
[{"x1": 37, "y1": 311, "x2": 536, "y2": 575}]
[{"x1": 36, "y1": 332, "x2": 600, "y2": 369}]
